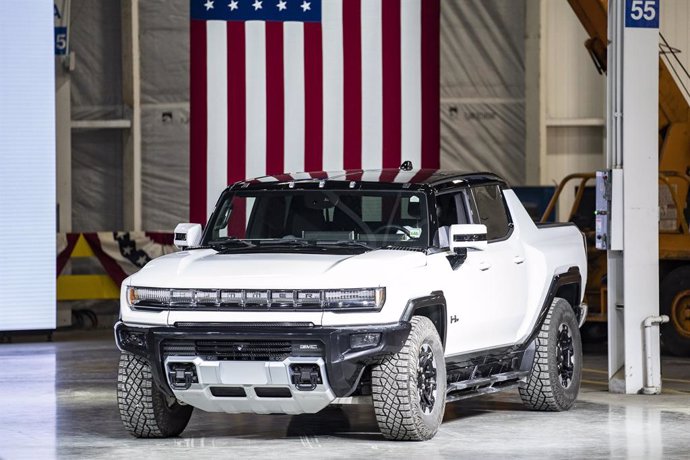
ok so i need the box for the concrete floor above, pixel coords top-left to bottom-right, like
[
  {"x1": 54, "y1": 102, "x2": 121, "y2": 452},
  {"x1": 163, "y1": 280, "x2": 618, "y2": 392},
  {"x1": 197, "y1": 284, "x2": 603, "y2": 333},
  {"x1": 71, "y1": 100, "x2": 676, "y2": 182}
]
[{"x1": 1, "y1": 331, "x2": 689, "y2": 460}]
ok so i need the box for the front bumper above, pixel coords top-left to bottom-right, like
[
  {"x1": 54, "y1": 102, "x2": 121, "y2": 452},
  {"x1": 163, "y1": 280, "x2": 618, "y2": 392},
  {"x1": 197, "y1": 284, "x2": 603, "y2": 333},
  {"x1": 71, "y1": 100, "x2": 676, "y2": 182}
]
[{"x1": 114, "y1": 321, "x2": 410, "y2": 413}]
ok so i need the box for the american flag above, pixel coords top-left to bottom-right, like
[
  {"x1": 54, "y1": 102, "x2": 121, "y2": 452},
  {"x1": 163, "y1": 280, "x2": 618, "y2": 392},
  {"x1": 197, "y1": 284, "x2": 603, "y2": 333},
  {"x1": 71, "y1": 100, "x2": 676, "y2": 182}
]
[{"x1": 190, "y1": 0, "x2": 440, "y2": 223}]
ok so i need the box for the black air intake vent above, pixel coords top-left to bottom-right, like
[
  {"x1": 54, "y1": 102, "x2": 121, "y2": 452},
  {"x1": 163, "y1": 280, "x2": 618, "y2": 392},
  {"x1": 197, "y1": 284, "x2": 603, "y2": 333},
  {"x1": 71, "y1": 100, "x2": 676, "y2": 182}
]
[{"x1": 162, "y1": 339, "x2": 309, "y2": 362}]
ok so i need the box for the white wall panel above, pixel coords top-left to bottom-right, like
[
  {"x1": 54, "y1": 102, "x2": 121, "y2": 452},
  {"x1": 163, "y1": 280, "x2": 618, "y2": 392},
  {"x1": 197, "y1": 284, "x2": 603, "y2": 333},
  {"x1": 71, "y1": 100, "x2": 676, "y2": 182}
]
[
  {"x1": 543, "y1": 0, "x2": 605, "y2": 219},
  {"x1": 545, "y1": 0, "x2": 606, "y2": 120}
]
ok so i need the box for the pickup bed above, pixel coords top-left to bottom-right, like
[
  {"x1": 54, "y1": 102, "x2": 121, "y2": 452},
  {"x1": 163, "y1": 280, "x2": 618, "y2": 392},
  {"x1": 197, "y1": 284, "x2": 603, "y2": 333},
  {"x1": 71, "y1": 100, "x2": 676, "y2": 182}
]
[{"x1": 115, "y1": 168, "x2": 587, "y2": 441}]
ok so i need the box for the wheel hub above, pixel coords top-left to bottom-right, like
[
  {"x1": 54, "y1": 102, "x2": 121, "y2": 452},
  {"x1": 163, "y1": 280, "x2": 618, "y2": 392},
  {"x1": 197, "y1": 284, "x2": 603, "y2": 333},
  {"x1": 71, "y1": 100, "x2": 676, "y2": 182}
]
[
  {"x1": 671, "y1": 290, "x2": 690, "y2": 339},
  {"x1": 556, "y1": 323, "x2": 575, "y2": 389},
  {"x1": 417, "y1": 343, "x2": 438, "y2": 414}
]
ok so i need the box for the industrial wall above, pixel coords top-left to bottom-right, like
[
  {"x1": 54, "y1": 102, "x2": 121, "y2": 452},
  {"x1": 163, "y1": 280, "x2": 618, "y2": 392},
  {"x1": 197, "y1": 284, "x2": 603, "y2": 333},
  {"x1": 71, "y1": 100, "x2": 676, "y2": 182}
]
[
  {"x1": 542, "y1": 0, "x2": 690, "y2": 219},
  {"x1": 66, "y1": 0, "x2": 526, "y2": 232}
]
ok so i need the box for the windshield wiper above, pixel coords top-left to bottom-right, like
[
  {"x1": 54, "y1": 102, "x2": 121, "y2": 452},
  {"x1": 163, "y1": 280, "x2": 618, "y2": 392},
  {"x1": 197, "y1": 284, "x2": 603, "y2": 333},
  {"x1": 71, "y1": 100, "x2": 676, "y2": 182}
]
[
  {"x1": 256, "y1": 239, "x2": 319, "y2": 247},
  {"x1": 207, "y1": 238, "x2": 256, "y2": 250},
  {"x1": 327, "y1": 240, "x2": 373, "y2": 250}
]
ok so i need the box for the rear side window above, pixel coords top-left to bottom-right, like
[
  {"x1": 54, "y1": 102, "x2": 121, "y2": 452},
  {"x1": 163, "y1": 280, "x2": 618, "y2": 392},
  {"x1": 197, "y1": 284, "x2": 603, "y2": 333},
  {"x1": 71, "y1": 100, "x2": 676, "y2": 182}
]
[{"x1": 471, "y1": 185, "x2": 511, "y2": 241}]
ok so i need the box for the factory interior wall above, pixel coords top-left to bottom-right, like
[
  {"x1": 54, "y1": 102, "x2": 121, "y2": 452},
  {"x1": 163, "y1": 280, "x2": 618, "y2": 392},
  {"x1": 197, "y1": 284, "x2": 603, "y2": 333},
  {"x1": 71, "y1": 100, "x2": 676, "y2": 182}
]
[
  {"x1": 439, "y1": 0, "x2": 526, "y2": 187},
  {"x1": 70, "y1": 0, "x2": 628, "y2": 231}
]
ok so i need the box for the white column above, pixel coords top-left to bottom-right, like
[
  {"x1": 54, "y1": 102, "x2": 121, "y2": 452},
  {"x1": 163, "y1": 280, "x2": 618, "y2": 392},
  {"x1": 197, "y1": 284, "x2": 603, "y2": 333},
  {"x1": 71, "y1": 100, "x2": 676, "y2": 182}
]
[
  {"x1": 524, "y1": 0, "x2": 545, "y2": 185},
  {"x1": 122, "y1": 0, "x2": 142, "y2": 231},
  {"x1": 607, "y1": 0, "x2": 660, "y2": 394}
]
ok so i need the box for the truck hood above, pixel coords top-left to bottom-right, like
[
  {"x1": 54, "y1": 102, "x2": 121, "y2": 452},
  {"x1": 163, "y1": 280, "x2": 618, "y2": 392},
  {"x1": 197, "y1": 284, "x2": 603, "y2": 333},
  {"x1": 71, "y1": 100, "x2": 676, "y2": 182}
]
[{"x1": 128, "y1": 248, "x2": 427, "y2": 289}]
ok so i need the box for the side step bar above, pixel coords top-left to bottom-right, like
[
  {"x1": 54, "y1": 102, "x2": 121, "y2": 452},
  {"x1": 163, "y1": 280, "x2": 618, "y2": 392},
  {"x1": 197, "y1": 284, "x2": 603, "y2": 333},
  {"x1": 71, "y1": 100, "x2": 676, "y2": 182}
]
[{"x1": 446, "y1": 370, "x2": 529, "y2": 403}]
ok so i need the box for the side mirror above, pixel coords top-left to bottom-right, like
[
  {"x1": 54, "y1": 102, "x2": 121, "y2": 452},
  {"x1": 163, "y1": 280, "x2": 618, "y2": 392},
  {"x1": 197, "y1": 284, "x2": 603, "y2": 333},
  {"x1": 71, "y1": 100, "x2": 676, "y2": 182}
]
[
  {"x1": 174, "y1": 223, "x2": 202, "y2": 249},
  {"x1": 449, "y1": 224, "x2": 488, "y2": 252}
]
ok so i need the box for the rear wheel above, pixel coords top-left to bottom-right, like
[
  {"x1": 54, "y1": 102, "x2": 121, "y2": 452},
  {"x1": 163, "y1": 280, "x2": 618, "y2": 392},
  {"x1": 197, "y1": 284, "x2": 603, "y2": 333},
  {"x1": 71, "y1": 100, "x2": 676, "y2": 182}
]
[
  {"x1": 371, "y1": 316, "x2": 446, "y2": 441},
  {"x1": 117, "y1": 352, "x2": 193, "y2": 438},
  {"x1": 660, "y1": 266, "x2": 690, "y2": 356},
  {"x1": 520, "y1": 297, "x2": 582, "y2": 411}
]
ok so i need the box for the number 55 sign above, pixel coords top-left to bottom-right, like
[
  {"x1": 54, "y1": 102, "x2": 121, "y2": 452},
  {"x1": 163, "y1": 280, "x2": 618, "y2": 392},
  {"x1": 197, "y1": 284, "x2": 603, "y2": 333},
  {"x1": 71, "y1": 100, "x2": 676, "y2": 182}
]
[{"x1": 626, "y1": 0, "x2": 659, "y2": 28}]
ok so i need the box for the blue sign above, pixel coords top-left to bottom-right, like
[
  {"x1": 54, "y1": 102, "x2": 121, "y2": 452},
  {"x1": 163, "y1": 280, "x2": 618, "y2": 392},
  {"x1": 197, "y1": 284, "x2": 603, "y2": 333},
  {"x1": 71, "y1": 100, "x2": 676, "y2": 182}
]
[
  {"x1": 625, "y1": 0, "x2": 659, "y2": 29},
  {"x1": 55, "y1": 26, "x2": 67, "y2": 55}
]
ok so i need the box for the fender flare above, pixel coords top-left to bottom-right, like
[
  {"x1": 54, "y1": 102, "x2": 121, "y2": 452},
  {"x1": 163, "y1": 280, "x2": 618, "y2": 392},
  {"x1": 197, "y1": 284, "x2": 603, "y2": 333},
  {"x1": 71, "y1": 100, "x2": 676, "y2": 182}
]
[
  {"x1": 400, "y1": 290, "x2": 447, "y2": 347},
  {"x1": 525, "y1": 266, "x2": 582, "y2": 346}
]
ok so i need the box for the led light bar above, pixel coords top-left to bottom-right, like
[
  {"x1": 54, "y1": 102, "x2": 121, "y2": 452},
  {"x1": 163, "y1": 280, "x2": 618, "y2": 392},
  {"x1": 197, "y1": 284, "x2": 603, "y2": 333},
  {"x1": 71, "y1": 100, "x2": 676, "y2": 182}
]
[{"x1": 126, "y1": 287, "x2": 385, "y2": 311}]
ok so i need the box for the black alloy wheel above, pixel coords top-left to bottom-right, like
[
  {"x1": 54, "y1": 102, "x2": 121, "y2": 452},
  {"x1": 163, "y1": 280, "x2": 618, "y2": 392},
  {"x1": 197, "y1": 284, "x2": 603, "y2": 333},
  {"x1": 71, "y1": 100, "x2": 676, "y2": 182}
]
[
  {"x1": 417, "y1": 343, "x2": 438, "y2": 414},
  {"x1": 556, "y1": 323, "x2": 575, "y2": 388}
]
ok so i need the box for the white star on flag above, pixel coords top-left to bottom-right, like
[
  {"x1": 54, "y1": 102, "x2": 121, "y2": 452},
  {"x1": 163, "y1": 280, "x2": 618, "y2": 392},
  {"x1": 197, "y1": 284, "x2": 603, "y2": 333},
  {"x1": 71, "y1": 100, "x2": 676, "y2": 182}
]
[
  {"x1": 136, "y1": 256, "x2": 147, "y2": 266},
  {"x1": 252, "y1": 0, "x2": 262, "y2": 10},
  {"x1": 276, "y1": 0, "x2": 287, "y2": 11},
  {"x1": 300, "y1": 0, "x2": 310, "y2": 12},
  {"x1": 204, "y1": 0, "x2": 214, "y2": 11},
  {"x1": 228, "y1": 0, "x2": 238, "y2": 10}
]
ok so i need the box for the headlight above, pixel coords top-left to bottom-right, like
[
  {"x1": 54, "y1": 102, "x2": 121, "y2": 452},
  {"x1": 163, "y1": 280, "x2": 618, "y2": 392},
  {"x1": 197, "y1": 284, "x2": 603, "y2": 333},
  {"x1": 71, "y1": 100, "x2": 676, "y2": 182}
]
[
  {"x1": 126, "y1": 286, "x2": 386, "y2": 311},
  {"x1": 323, "y1": 288, "x2": 386, "y2": 310},
  {"x1": 127, "y1": 287, "x2": 171, "y2": 307}
]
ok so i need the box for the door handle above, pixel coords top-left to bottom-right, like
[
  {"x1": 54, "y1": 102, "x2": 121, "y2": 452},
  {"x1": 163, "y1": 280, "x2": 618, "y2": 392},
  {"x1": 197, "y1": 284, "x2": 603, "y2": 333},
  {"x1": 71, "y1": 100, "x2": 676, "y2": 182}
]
[
  {"x1": 478, "y1": 261, "x2": 491, "y2": 271},
  {"x1": 513, "y1": 256, "x2": 525, "y2": 265}
]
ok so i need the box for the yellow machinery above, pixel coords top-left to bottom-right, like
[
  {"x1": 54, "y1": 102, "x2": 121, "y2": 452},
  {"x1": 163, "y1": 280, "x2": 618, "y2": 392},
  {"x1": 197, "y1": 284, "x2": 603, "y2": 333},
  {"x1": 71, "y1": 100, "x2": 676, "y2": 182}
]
[
  {"x1": 544, "y1": 0, "x2": 690, "y2": 355},
  {"x1": 57, "y1": 234, "x2": 119, "y2": 301}
]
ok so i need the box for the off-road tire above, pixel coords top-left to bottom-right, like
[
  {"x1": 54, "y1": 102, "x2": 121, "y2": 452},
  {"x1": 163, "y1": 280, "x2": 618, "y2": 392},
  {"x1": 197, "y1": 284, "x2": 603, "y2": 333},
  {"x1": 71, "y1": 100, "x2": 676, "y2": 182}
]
[
  {"x1": 660, "y1": 266, "x2": 690, "y2": 357},
  {"x1": 117, "y1": 352, "x2": 193, "y2": 438},
  {"x1": 519, "y1": 297, "x2": 582, "y2": 411},
  {"x1": 371, "y1": 316, "x2": 446, "y2": 441}
]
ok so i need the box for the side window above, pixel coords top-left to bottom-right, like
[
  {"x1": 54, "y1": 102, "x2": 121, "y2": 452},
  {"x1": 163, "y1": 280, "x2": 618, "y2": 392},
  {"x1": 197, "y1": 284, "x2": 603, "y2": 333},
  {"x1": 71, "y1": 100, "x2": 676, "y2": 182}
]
[
  {"x1": 471, "y1": 185, "x2": 510, "y2": 241},
  {"x1": 434, "y1": 191, "x2": 470, "y2": 247}
]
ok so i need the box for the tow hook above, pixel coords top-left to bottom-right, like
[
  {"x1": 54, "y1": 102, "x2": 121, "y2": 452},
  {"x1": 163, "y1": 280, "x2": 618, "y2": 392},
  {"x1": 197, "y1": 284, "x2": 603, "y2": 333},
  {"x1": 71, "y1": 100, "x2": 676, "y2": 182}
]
[
  {"x1": 167, "y1": 362, "x2": 198, "y2": 390},
  {"x1": 289, "y1": 364, "x2": 322, "y2": 391}
]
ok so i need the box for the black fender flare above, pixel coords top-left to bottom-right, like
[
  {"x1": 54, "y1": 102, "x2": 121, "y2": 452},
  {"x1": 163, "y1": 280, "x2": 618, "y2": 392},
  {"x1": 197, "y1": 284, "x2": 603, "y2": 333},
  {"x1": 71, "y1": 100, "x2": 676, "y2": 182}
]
[
  {"x1": 525, "y1": 266, "x2": 582, "y2": 347},
  {"x1": 400, "y1": 290, "x2": 447, "y2": 348}
]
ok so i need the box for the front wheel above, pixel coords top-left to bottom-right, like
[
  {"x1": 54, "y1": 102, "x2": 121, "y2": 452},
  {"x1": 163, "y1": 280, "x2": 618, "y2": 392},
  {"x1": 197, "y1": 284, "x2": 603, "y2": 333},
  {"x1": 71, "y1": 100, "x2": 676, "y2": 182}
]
[
  {"x1": 519, "y1": 297, "x2": 582, "y2": 411},
  {"x1": 371, "y1": 316, "x2": 446, "y2": 441},
  {"x1": 117, "y1": 352, "x2": 193, "y2": 438}
]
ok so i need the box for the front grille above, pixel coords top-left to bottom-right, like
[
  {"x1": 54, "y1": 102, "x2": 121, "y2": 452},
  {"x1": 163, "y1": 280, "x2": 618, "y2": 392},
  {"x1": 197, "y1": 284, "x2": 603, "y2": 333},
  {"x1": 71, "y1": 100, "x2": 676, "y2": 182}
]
[{"x1": 161, "y1": 339, "x2": 320, "y2": 361}]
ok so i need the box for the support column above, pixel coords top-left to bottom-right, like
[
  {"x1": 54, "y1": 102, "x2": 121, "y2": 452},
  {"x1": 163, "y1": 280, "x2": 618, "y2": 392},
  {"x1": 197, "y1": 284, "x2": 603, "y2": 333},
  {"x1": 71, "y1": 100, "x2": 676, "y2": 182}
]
[
  {"x1": 524, "y1": 0, "x2": 545, "y2": 185},
  {"x1": 607, "y1": 0, "x2": 660, "y2": 394},
  {"x1": 122, "y1": 0, "x2": 142, "y2": 231}
]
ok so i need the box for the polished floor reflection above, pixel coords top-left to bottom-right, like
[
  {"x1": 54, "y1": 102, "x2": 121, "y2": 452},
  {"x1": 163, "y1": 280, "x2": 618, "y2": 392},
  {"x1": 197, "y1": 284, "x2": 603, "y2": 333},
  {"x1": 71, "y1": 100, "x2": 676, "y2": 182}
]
[{"x1": 1, "y1": 331, "x2": 689, "y2": 459}]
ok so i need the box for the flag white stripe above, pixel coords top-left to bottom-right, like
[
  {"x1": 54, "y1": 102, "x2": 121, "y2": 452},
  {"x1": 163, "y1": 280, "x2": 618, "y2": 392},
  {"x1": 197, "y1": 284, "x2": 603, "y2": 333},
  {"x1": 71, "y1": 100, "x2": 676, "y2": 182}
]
[
  {"x1": 206, "y1": 21, "x2": 228, "y2": 218},
  {"x1": 401, "y1": 0, "x2": 422, "y2": 168},
  {"x1": 321, "y1": 0, "x2": 344, "y2": 171},
  {"x1": 361, "y1": 170, "x2": 381, "y2": 182},
  {"x1": 393, "y1": 170, "x2": 417, "y2": 182},
  {"x1": 291, "y1": 172, "x2": 312, "y2": 180},
  {"x1": 283, "y1": 22, "x2": 305, "y2": 173},
  {"x1": 245, "y1": 21, "x2": 267, "y2": 179},
  {"x1": 360, "y1": 0, "x2": 383, "y2": 170}
]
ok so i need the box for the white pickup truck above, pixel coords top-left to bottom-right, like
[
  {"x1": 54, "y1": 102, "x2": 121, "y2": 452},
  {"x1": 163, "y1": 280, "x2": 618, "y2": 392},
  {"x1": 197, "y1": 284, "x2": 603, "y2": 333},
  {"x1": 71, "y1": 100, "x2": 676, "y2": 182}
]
[{"x1": 115, "y1": 167, "x2": 588, "y2": 441}]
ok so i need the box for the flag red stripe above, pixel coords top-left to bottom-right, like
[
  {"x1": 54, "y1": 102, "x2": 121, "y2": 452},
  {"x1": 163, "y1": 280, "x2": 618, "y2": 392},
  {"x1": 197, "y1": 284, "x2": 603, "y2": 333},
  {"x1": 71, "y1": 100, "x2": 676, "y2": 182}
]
[
  {"x1": 309, "y1": 171, "x2": 329, "y2": 179},
  {"x1": 227, "y1": 21, "x2": 247, "y2": 238},
  {"x1": 342, "y1": 0, "x2": 362, "y2": 170},
  {"x1": 378, "y1": 169, "x2": 399, "y2": 183},
  {"x1": 190, "y1": 20, "x2": 207, "y2": 224},
  {"x1": 381, "y1": 0, "x2": 401, "y2": 169},
  {"x1": 304, "y1": 22, "x2": 323, "y2": 171},
  {"x1": 421, "y1": 0, "x2": 440, "y2": 168},
  {"x1": 265, "y1": 21, "x2": 284, "y2": 176}
]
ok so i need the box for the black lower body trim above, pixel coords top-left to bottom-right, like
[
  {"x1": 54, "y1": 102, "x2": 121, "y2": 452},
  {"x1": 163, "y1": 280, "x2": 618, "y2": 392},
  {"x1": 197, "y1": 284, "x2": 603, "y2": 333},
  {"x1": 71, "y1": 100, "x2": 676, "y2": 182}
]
[{"x1": 114, "y1": 321, "x2": 411, "y2": 398}]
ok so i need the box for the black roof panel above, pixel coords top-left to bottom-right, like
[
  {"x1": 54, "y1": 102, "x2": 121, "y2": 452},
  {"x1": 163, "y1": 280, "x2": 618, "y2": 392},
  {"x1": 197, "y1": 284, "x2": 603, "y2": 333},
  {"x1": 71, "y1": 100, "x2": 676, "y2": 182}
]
[{"x1": 231, "y1": 169, "x2": 507, "y2": 192}]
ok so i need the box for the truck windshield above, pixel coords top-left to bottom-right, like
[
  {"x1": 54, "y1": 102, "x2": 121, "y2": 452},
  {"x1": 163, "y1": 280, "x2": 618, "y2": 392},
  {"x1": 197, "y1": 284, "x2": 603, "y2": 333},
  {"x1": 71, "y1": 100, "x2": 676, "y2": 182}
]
[{"x1": 204, "y1": 189, "x2": 429, "y2": 249}]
